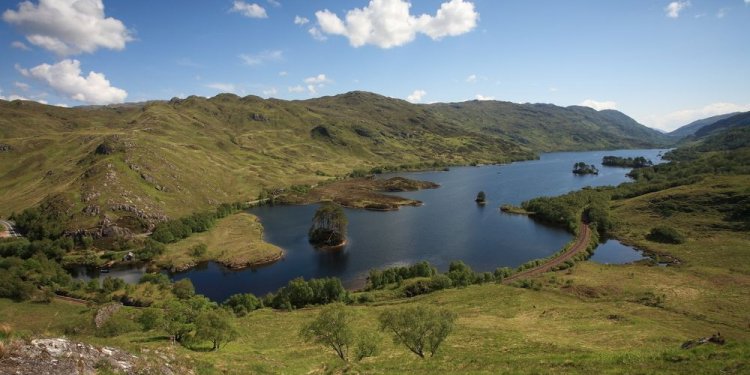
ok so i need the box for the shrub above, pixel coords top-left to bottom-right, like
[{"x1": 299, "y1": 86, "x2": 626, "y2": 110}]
[{"x1": 647, "y1": 226, "x2": 686, "y2": 244}]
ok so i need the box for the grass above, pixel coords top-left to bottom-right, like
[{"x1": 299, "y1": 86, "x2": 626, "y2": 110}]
[{"x1": 156, "y1": 212, "x2": 283, "y2": 271}]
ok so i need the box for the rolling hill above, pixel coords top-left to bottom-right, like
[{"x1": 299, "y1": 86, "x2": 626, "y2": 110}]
[{"x1": 0, "y1": 91, "x2": 669, "y2": 234}]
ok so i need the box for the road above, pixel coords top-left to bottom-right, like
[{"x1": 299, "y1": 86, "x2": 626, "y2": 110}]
[
  {"x1": 502, "y1": 223, "x2": 591, "y2": 284},
  {"x1": 0, "y1": 219, "x2": 21, "y2": 238}
]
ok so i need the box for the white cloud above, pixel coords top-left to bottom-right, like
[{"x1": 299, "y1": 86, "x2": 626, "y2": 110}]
[
  {"x1": 11, "y1": 40, "x2": 30, "y2": 50},
  {"x1": 240, "y1": 50, "x2": 283, "y2": 65},
  {"x1": 206, "y1": 82, "x2": 236, "y2": 92},
  {"x1": 262, "y1": 87, "x2": 278, "y2": 97},
  {"x1": 279, "y1": 71, "x2": 288, "y2": 76},
  {"x1": 308, "y1": 27, "x2": 327, "y2": 41},
  {"x1": 0, "y1": 88, "x2": 46, "y2": 104},
  {"x1": 646, "y1": 102, "x2": 750, "y2": 131},
  {"x1": 475, "y1": 94, "x2": 494, "y2": 101},
  {"x1": 294, "y1": 15, "x2": 309, "y2": 25},
  {"x1": 288, "y1": 85, "x2": 305, "y2": 93},
  {"x1": 2, "y1": 0, "x2": 132, "y2": 56},
  {"x1": 304, "y1": 74, "x2": 331, "y2": 85},
  {"x1": 19, "y1": 59, "x2": 126, "y2": 104},
  {"x1": 14, "y1": 82, "x2": 30, "y2": 91},
  {"x1": 466, "y1": 74, "x2": 477, "y2": 83},
  {"x1": 314, "y1": 0, "x2": 478, "y2": 48},
  {"x1": 267, "y1": 0, "x2": 281, "y2": 7},
  {"x1": 716, "y1": 8, "x2": 728, "y2": 18},
  {"x1": 407, "y1": 89, "x2": 426, "y2": 103},
  {"x1": 665, "y1": 1, "x2": 690, "y2": 18},
  {"x1": 231, "y1": 1, "x2": 267, "y2": 18},
  {"x1": 580, "y1": 99, "x2": 617, "y2": 111}
]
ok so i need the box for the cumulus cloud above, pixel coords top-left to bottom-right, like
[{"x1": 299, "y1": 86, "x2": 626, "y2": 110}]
[
  {"x1": 314, "y1": 0, "x2": 478, "y2": 48},
  {"x1": 0, "y1": 88, "x2": 46, "y2": 103},
  {"x1": 11, "y1": 40, "x2": 30, "y2": 50},
  {"x1": 580, "y1": 99, "x2": 617, "y2": 111},
  {"x1": 262, "y1": 87, "x2": 278, "y2": 97},
  {"x1": 308, "y1": 27, "x2": 327, "y2": 41},
  {"x1": 475, "y1": 94, "x2": 494, "y2": 101},
  {"x1": 646, "y1": 102, "x2": 750, "y2": 131},
  {"x1": 240, "y1": 50, "x2": 283, "y2": 65},
  {"x1": 18, "y1": 59, "x2": 126, "y2": 104},
  {"x1": 407, "y1": 89, "x2": 426, "y2": 103},
  {"x1": 267, "y1": 0, "x2": 281, "y2": 7},
  {"x1": 304, "y1": 74, "x2": 331, "y2": 85},
  {"x1": 294, "y1": 15, "x2": 309, "y2": 25},
  {"x1": 466, "y1": 74, "x2": 477, "y2": 83},
  {"x1": 14, "y1": 82, "x2": 30, "y2": 91},
  {"x1": 206, "y1": 82, "x2": 236, "y2": 92},
  {"x1": 231, "y1": 1, "x2": 267, "y2": 18},
  {"x1": 665, "y1": 1, "x2": 690, "y2": 18},
  {"x1": 2, "y1": 0, "x2": 132, "y2": 56}
]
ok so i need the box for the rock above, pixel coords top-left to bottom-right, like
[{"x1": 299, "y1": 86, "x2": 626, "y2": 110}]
[
  {"x1": 0, "y1": 337, "x2": 189, "y2": 375},
  {"x1": 94, "y1": 303, "x2": 123, "y2": 328},
  {"x1": 0, "y1": 144, "x2": 12, "y2": 152}
]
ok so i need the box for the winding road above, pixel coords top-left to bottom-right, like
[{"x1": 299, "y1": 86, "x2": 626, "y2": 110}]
[{"x1": 502, "y1": 223, "x2": 591, "y2": 284}]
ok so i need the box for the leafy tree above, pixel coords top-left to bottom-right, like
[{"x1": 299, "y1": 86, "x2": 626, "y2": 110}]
[
  {"x1": 299, "y1": 303, "x2": 353, "y2": 362},
  {"x1": 378, "y1": 306, "x2": 456, "y2": 358},
  {"x1": 223, "y1": 293, "x2": 261, "y2": 317},
  {"x1": 162, "y1": 299, "x2": 196, "y2": 343},
  {"x1": 172, "y1": 278, "x2": 195, "y2": 299},
  {"x1": 309, "y1": 202, "x2": 348, "y2": 247},
  {"x1": 194, "y1": 309, "x2": 238, "y2": 350},
  {"x1": 138, "y1": 308, "x2": 164, "y2": 331},
  {"x1": 447, "y1": 260, "x2": 475, "y2": 287},
  {"x1": 355, "y1": 331, "x2": 381, "y2": 362}
]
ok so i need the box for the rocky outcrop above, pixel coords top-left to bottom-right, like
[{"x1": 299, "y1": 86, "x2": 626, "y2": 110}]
[
  {"x1": 0, "y1": 338, "x2": 190, "y2": 375},
  {"x1": 94, "y1": 303, "x2": 123, "y2": 328}
]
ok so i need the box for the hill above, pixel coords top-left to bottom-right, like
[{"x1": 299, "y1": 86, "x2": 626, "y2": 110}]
[
  {"x1": 668, "y1": 112, "x2": 739, "y2": 138},
  {"x1": 693, "y1": 111, "x2": 750, "y2": 138},
  {"x1": 426, "y1": 100, "x2": 669, "y2": 151},
  {"x1": 0, "y1": 91, "x2": 669, "y2": 234}
]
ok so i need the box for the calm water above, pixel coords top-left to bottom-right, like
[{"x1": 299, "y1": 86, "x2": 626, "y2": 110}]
[
  {"x1": 168, "y1": 148, "x2": 667, "y2": 301},
  {"x1": 590, "y1": 240, "x2": 646, "y2": 264}
]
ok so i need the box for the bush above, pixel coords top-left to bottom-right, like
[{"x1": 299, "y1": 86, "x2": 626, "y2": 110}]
[{"x1": 647, "y1": 226, "x2": 686, "y2": 244}]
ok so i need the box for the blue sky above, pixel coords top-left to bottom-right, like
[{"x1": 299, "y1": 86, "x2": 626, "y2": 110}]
[{"x1": 1, "y1": 0, "x2": 749, "y2": 131}]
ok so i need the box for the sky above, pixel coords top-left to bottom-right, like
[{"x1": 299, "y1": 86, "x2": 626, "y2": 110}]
[{"x1": 1, "y1": 0, "x2": 749, "y2": 131}]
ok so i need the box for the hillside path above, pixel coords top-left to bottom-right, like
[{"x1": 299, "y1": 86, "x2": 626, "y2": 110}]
[{"x1": 502, "y1": 223, "x2": 591, "y2": 284}]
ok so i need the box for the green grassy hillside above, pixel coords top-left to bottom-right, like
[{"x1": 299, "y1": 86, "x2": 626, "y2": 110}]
[{"x1": 1, "y1": 92, "x2": 667, "y2": 233}]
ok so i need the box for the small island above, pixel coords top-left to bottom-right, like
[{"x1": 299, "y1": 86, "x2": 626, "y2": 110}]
[
  {"x1": 602, "y1": 156, "x2": 654, "y2": 168},
  {"x1": 572, "y1": 161, "x2": 599, "y2": 175},
  {"x1": 309, "y1": 202, "x2": 348, "y2": 249},
  {"x1": 475, "y1": 191, "x2": 486, "y2": 205}
]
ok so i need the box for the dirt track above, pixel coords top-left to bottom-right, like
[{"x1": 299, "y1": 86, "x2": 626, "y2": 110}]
[{"x1": 502, "y1": 223, "x2": 591, "y2": 284}]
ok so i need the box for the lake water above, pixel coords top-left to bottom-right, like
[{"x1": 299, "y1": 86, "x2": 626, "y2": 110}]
[
  {"x1": 168, "y1": 149, "x2": 666, "y2": 301},
  {"x1": 589, "y1": 239, "x2": 646, "y2": 264}
]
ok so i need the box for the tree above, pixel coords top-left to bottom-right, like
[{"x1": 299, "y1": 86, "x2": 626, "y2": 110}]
[
  {"x1": 194, "y1": 309, "x2": 238, "y2": 350},
  {"x1": 162, "y1": 300, "x2": 196, "y2": 343},
  {"x1": 172, "y1": 278, "x2": 195, "y2": 299},
  {"x1": 308, "y1": 202, "x2": 348, "y2": 247},
  {"x1": 299, "y1": 303, "x2": 353, "y2": 362},
  {"x1": 475, "y1": 191, "x2": 486, "y2": 204},
  {"x1": 378, "y1": 306, "x2": 456, "y2": 358}
]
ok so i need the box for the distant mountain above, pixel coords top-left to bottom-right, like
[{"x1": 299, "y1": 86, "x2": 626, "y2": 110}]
[
  {"x1": 668, "y1": 112, "x2": 740, "y2": 138},
  {"x1": 0, "y1": 91, "x2": 671, "y2": 232},
  {"x1": 693, "y1": 111, "x2": 750, "y2": 138},
  {"x1": 426, "y1": 101, "x2": 670, "y2": 152}
]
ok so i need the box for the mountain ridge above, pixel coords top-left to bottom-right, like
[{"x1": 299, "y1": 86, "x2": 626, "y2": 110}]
[{"x1": 0, "y1": 91, "x2": 670, "y2": 234}]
